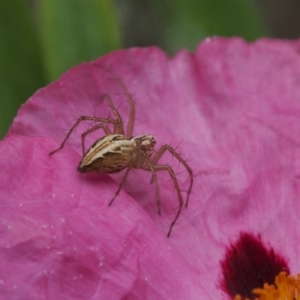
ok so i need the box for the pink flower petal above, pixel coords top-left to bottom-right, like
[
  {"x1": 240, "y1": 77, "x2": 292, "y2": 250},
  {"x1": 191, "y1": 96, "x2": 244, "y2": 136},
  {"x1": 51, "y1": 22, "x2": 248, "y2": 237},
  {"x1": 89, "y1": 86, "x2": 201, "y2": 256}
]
[
  {"x1": 0, "y1": 136, "x2": 204, "y2": 299},
  {"x1": 4, "y1": 37, "x2": 300, "y2": 297}
]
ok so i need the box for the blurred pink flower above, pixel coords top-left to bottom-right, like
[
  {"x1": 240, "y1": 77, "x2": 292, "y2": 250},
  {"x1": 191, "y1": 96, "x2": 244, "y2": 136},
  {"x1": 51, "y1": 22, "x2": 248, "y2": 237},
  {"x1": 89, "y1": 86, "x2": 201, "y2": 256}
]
[{"x1": 2, "y1": 37, "x2": 300, "y2": 299}]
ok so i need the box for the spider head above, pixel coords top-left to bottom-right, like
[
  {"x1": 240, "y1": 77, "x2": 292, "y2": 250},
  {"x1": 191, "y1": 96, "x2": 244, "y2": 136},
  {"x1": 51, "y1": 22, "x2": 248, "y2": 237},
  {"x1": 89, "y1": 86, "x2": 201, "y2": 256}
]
[{"x1": 132, "y1": 134, "x2": 156, "y2": 155}]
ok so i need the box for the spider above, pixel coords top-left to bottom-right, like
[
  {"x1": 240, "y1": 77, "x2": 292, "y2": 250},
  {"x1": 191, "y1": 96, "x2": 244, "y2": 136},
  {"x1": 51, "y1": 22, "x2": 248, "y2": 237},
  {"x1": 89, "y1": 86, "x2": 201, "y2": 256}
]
[{"x1": 49, "y1": 83, "x2": 193, "y2": 237}]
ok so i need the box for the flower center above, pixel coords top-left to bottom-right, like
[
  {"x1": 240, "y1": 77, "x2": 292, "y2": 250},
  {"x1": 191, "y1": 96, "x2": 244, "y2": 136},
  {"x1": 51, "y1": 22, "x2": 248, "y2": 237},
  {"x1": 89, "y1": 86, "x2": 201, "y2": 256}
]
[
  {"x1": 220, "y1": 232, "x2": 290, "y2": 299},
  {"x1": 233, "y1": 272, "x2": 300, "y2": 300}
]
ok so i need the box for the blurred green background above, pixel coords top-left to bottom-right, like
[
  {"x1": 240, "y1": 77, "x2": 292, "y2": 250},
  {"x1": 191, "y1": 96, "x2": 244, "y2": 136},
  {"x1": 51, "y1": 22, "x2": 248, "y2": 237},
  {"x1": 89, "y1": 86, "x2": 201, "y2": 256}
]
[{"x1": 1, "y1": 0, "x2": 299, "y2": 138}]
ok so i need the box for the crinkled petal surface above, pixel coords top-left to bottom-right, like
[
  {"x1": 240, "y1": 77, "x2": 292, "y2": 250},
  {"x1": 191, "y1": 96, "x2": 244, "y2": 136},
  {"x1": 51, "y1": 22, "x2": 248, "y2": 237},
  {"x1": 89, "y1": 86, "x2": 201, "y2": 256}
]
[{"x1": 5, "y1": 37, "x2": 300, "y2": 298}]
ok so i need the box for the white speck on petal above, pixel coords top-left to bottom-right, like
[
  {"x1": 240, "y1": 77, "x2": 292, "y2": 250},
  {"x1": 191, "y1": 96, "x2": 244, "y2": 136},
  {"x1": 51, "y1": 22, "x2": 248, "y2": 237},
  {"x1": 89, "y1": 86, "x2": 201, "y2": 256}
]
[
  {"x1": 145, "y1": 277, "x2": 148, "y2": 281},
  {"x1": 70, "y1": 194, "x2": 74, "y2": 198},
  {"x1": 7, "y1": 225, "x2": 11, "y2": 230},
  {"x1": 56, "y1": 251, "x2": 64, "y2": 255},
  {"x1": 61, "y1": 218, "x2": 65, "y2": 223},
  {"x1": 13, "y1": 285, "x2": 17, "y2": 289},
  {"x1": 19, "y1": 203, "x2": 23, "y2": 207},
  {"x1": 52, "y1": 194, "x2": 56, "y2": 198},
  {"x1": 0, "y1": 279, "x2": 4, "y2": 284},
  {"x1": 168, "y1": 246, "x2": 171, "y2": 250}
]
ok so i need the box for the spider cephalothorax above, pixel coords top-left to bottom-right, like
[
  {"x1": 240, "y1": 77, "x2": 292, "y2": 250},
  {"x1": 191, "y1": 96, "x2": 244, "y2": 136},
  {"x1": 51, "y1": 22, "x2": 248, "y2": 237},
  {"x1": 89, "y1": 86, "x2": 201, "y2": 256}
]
[{"x1": 50, "y1": 76, "x2": 193, "y2": 237}]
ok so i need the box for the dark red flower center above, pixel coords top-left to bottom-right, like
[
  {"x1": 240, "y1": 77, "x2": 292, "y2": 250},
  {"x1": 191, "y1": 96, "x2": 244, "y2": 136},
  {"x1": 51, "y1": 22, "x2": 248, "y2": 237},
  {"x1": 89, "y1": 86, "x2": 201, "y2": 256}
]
[{"x1": 220, "y1": 232, "x2": 290, "y2": 299}]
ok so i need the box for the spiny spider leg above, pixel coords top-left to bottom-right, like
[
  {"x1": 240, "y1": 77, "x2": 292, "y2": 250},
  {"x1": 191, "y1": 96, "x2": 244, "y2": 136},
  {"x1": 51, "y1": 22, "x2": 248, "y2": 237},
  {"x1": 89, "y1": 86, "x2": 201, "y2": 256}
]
[
  {"x1": 103, "y1": 93, "x2": 124, "y2": 135},
  {"x1": 108, "y1": 140, "x2": 144, "y2": 206},
  {"x1": 144, "y1": 157, "x2": 162, "y2": 215},
  {"x1": 151, "y1": 145, "x2": 194, "y2": 208},
  {"x1": 131, "y1": 139, "x2": 162, "y2": 215},
  {"x1": 143, "y1": 163, "x2": 184, "y2": 237},
  {"x1": 113, "y1": 79, "x2": 135, "y2": 137},
  {"x1": 81, "y1": 124, "x2": 112, "y2": 155},
  {"x1": 49, "y1": 115, "x2": 117, "y2": 156},
  {"x1": 93, "y1": 65, "x2": 135, "y2": 137},
  {"x1": 108, "y1": 165, "x2": 132, "y2": 206}
]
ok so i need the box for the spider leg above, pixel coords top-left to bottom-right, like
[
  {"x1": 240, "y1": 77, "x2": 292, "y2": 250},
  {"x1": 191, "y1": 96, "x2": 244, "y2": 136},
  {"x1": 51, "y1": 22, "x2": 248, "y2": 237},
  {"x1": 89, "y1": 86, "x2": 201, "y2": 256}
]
[
  {"x1": 103, "y1": 93, "x2": 125, "y2": 135},
  {"x1": 114, "y1": 80, "x2": 135, "y2": 137},
  {"x1": 143, "y1": 158, "x2": 162, "y2": 215},
  {"x1": 93, "y1": 65, "x2": 135, "y2": 137},
  {"x1": 49, "y1": 116, "x2": 116, "y2": 155},
  {"x1": 151, "y1": 145, "x2": 193, "y2": 208},
  {"x1": 81, "y1": 124, "x2": 112, "y2": 155},
  {"x1": 108, "y1": 139, "x2": 146, "y2": 206},
  {"x1": 108, "y1": 166, "x2": 132, "y2": 206},
  {"x1": 142, "y1": 163, "x2": 184, "y2": 237}
]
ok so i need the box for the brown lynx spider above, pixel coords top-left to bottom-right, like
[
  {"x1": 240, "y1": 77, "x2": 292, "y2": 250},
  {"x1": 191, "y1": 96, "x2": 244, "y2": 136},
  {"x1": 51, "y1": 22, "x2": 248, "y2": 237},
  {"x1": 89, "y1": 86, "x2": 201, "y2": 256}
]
[{"x1": 50, "y1": 83, "x2": 193, "y2": 237}]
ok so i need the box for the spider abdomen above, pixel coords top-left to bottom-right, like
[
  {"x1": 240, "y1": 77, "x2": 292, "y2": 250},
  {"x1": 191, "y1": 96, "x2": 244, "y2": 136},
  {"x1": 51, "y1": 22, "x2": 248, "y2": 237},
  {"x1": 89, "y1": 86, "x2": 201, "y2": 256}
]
[{"x1": 78, "y1": 134, "x2": 135, "y2": 173}]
